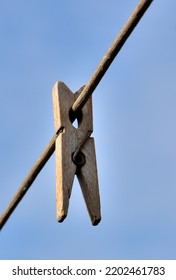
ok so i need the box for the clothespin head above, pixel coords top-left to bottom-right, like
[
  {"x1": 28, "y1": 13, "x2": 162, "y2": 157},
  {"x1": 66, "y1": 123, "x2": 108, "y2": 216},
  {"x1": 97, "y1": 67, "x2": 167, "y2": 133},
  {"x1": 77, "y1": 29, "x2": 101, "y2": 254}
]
[{"x1": 52, "y1": 81, "x2": 101, "y2": 225}]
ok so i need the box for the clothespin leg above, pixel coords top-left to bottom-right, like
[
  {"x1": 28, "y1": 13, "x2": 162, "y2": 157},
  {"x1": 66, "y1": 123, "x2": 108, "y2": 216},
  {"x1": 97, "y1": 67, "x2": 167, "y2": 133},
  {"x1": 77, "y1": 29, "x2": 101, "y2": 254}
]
[
  {"x1": 55, "y1": 134, "x2": 76, "y2": 222},
  {"x1": 53, "y1": 81, "x2": 77, "y2": 222},
  {"x1": 77, "y1": 137, "x2": 101, "y2": 225}
]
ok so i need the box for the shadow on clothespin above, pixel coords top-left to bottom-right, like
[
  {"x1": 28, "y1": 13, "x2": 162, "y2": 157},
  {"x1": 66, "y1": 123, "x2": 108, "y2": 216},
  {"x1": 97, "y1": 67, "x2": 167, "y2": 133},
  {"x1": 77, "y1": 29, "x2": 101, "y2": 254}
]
[{"x1": 52, "y1": 81, "x2": 101, "y2": 226}]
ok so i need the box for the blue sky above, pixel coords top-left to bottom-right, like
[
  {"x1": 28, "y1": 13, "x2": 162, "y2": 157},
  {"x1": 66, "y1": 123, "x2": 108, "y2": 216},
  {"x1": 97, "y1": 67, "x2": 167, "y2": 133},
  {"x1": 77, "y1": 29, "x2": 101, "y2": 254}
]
[{"x1": 0, "y1": 0, "x2": 176, "y2": 259}]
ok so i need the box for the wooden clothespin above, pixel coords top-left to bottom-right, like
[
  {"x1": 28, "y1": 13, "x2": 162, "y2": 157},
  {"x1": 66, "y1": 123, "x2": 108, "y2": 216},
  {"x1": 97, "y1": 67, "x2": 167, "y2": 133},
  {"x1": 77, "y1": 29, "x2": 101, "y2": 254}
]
[{"x1": 52, "y1": 81, "x2": 101, "y2": 225}]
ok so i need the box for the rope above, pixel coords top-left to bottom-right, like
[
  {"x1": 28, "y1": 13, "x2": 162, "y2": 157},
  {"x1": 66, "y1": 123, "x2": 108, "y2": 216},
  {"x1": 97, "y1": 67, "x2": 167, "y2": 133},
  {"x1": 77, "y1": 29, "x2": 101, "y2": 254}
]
[
  {"x1": 70, "y1": 0, "x2": 154, "y2": 118},
  {"x1": 0, "y1": 0, "x2": 154, "y2": 230}
]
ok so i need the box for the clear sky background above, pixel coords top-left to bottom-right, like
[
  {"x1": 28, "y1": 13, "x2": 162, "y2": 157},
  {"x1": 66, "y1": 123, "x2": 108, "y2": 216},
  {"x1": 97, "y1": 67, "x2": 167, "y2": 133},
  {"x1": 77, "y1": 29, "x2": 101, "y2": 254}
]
[{"x1": 0, "y1": 0, "x2": 176, "y2": 259}]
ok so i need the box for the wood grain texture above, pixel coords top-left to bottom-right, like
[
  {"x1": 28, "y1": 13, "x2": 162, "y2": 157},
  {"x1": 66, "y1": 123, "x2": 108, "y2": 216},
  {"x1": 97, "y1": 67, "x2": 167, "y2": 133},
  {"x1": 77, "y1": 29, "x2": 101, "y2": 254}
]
[{"x1": 52, "y1": 81, "x2": 101, "y2": 225}]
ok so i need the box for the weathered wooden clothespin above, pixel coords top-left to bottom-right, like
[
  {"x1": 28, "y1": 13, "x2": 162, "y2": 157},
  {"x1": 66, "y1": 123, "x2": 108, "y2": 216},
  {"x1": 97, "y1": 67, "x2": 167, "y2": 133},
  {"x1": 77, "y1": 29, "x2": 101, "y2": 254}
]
[{"x1": 52, "y1": 81, "x2": 101, "y2": 225}]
